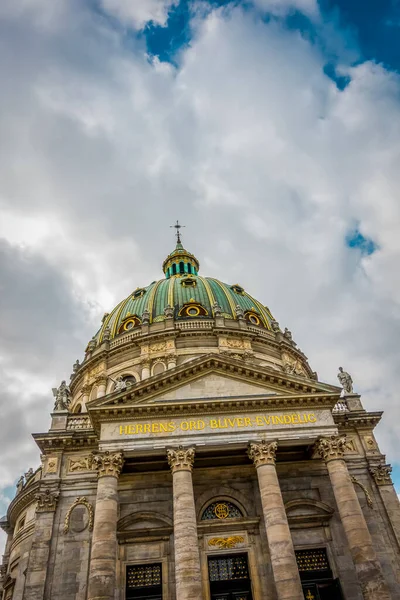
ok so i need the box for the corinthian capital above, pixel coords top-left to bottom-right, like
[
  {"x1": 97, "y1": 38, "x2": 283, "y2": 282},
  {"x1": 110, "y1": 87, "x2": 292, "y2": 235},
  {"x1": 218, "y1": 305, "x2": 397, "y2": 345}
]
[
  {"x1": 35, "y1": 488, "x2": 59, "y2": 513},
  {"x1": 167, "y1": 446, "x2": 195, "y2": 473},
  {"x1": 370, "y1": 464, "x2": 393, "y2": 486},
  {"x1": 91, "y1": 451, "x2": 124, "y2": 478},
  {"x1": 248, "y1": 440, "x2": 277, "y2": 467},
  {"x1": 316, "y1": 435, "x2": 347, "y2": 462}
]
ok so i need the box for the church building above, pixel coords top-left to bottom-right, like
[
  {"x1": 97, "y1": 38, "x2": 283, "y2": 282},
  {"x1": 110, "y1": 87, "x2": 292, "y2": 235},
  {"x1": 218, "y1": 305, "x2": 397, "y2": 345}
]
[{"x1": 1, "y1": 231, "x2": 400, "y2": 600}]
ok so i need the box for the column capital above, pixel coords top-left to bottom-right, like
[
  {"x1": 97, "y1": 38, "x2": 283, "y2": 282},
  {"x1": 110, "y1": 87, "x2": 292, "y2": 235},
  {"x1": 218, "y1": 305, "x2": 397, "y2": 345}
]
[
  {"x1": 35, "y1": 487, "x2": 59, "y2": 513},
  {"x1": 167, "y1": 446, "x2": 195, "y2": 473},
  {"x1": 315, "y1": 435, "x2": 347, "y2": 462},
  {"x1": 248, "y1": 440, "x2": 277, "y2": 467},
  {"x1": 370, "y1": 464, "x2": 393, "y2": 486},
  {"x1": 91, "y1": 450, "x2": 124, "y2": 478}
]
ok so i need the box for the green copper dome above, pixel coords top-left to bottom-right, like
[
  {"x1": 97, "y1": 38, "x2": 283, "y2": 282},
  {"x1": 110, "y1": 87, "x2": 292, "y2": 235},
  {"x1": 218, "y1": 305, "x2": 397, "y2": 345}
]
[{"x1": 95, "y1": 239, "x2": 276, "y2": 344}]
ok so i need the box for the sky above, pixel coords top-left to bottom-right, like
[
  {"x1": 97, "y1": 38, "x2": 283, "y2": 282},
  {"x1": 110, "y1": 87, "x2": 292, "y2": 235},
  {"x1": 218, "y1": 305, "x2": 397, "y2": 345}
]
[{"x1": 1, "y1": 0, "x2": 400, "y2": 548}]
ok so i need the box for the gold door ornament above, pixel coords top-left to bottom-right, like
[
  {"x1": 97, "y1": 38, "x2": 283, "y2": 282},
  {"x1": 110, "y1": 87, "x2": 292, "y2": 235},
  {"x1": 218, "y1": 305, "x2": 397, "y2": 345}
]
[{"x1": 208, "y1": 536, "x2": 244, "y2": 549}]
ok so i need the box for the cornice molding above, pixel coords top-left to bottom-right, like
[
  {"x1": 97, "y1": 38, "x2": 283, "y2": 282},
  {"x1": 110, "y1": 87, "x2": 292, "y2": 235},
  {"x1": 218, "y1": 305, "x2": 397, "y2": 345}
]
[
  {"x1": 89, "y1": 353, "x2": 338, "y2": 408},
  {"x1": 7, "y1": 481, "x2": 40, "y2": 527},
  {"x1": 33, "y1": 431, "x2": 99, "y2": 453},
  {"x1": 334, "y1": 411, "x2": 383, "y2": 429}
]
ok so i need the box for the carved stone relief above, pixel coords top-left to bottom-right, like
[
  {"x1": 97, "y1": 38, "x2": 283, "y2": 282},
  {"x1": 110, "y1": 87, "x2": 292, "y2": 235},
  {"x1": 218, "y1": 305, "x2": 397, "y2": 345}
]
[
  {"x1": 63, "y1": 497, "x2": 94, "y2": 534},
  {"x1": 68, "y1": 456, "x2": 93, "y2": 473}
]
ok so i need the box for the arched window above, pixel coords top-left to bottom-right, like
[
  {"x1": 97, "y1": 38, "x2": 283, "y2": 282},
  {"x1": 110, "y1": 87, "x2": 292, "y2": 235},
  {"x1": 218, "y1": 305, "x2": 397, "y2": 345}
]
[
  {"x1": 172, "y1": 263, "x2": 177, "y2": 275},
  {"x1": 187, "y1": 263, "x2": 192, "y2": 274},
  {"x1": 179, "y1": 261, "x2": 185, "y2": 274},
  {"x1": 153, "y1": 362, "x2": 165, "y2": 376},
  {"x1": 201, "y1": 501, "x2": 243, "y2": 520}
]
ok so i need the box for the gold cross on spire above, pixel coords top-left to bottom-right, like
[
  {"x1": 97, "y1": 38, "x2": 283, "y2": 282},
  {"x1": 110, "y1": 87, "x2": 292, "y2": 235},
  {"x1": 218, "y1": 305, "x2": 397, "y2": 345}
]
[{"x1": 170, "y1": 220, "x2": 185, "y2": 244}]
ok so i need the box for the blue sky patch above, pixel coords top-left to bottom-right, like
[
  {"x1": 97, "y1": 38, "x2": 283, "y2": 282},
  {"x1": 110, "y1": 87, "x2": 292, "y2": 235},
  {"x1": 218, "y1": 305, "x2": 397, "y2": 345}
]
[{"x1": 346, "y1": 228, "x2": 377, "y2": 256}]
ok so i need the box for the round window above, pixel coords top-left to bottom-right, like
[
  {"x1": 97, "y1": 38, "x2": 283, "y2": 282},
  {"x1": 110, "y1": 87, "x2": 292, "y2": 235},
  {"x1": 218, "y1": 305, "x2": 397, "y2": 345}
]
[
  {"x1": 124, "y1": 320, "x2": 134, "y2": 330},
  {"x1": 187, "y1": 307, "x2": 199, "y2": 316},
  {"x1": 249, "y1": 314, "x2": 260, "y2": 325}
]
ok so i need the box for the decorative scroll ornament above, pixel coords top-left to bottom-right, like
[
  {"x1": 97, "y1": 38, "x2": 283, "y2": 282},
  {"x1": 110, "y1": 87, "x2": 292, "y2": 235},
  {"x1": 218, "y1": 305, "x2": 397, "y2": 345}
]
[
  {"x1": 35, "y1": 488, "x2": 59, "y2": 512},
  {"x1": 91, "y1": 451, "x2": 124, "y2": 478},
  {"x1": 351, "y1": 476, "x2": 373, "y2": 508},
  {"x1": 315, "y1": 435, "x2": 347, "y2": 462},
  {"x1": 63, "y1": 497, "x2": 94, "y2": 534},
  {"x1": 370, "y1": 464, "x2": 393, "y2": 486},
  {"x1": 248, "y1": 440, "x2": 277, "y2": 467},
  {"x1": 167, "y1": 446, "x2": 195, "y2": 473},
  {"x1": 208, "y1": 536, "x2": 244, "y2": 549}
]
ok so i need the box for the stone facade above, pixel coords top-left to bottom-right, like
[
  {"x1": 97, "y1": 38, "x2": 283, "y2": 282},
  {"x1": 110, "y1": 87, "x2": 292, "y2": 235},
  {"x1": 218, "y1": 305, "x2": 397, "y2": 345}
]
[{"x1": 2, "y1": 247, "x2": 400, "y2": 600}]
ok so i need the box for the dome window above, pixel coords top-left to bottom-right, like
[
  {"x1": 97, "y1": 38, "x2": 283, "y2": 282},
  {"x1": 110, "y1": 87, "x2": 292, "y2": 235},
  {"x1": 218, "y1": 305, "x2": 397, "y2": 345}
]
[
  {"x1": 231, "y1": 284, "x2": 245, "y2": 295},
  {"x1": 178, "y1": 300, "x2": 208, "y2": 318},
  {"x1": 181, "y1": 276, "x2": 196, "y2": 288},
  {"x1": 245, "y1": 311, "x2": 261, "y2": 326},
  {"x1": 132, "y1": 288, "x2": 146, "y2": 299},
  {"x1": 119, "y1": 315, "x2": 141, "y2": 334}
]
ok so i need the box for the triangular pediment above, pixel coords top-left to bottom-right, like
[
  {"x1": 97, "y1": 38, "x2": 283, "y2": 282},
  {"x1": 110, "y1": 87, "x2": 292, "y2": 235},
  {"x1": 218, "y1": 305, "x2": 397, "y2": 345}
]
[
  {"x1": 145, "y1": 372, "x2": 280, "y2": 403},
  {"x1": 89, "y1": 354, "x2": 339, "y2": 412}
]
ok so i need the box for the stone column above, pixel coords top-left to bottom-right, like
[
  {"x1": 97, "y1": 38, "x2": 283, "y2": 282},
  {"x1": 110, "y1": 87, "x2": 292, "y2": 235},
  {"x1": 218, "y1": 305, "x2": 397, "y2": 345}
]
[
  {"x1": 248, "y1": 441, "x2": 303, "y2": 600},
  {"x1": 370, "y1": 464, "x2": 400, "y2": 550},
  {"x1": 316, "y1": 436, "x2": 391, "y2": 599},
  {"x1": 81, "y1": 384, "x2": 91, "y2": 412},
  {"x1": 167, "y1": 446, "x2": 203, "y2": 600},
  {"x1": 87, "y1": 451, "x2": 124, "y2": 600},
  {"x1": 141, "y1": 359, "x2": 151, "y2": 380},
  {"x1": 23, "y1": 487, "x2": 59, "y2": 600}
]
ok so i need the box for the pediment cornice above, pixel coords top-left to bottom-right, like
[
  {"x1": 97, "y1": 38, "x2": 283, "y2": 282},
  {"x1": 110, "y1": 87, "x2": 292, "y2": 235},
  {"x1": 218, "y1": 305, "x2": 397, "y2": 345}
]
[{"x1": 86, "y1": 354, "x2": 340, "y2": 432}]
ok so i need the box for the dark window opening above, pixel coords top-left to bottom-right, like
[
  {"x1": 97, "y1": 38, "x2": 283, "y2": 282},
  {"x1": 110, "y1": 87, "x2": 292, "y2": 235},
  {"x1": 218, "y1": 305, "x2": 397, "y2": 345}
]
[
  {"x1": 208, "y1": 553, "x2": 253, "y2": 600},
  {"x1": 172, "y1": 264, "x2": 177, "y2": 275},
  {"x1": 295, "y1": 549, "x2": 344, "y2": 600},
  {"x1": 126, "y1": 563, "x2": 162, "y2": 600},
  {"x1": 187, "y1": 264, "x2": 192, "y2": 274},
  {"x1": 179, "y1": 261, "x2": 185, "y2": 274}
]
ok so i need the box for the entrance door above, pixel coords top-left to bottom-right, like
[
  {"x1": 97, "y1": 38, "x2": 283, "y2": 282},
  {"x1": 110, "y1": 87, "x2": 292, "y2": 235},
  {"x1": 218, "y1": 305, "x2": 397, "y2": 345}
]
[
  {"x1": 208, "y1": 553, "x2": 253, "y2": 600},
  {"x1": 295, "y1": 549, "x2": 344, "y2": 600}
]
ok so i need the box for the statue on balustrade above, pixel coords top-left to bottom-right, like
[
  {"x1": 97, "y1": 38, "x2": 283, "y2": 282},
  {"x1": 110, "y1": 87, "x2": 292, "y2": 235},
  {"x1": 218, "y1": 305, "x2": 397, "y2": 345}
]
[
  {"x1": 52, "y1": 380, "x2": 71, "y2": 411},
  {"x1": 337, "y1": 367, "x2": 353, "y2": 395}
]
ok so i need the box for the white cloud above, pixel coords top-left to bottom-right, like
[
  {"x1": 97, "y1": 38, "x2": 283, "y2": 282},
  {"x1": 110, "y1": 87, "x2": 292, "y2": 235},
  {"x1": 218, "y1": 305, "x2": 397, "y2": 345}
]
[
  {"x1": 100, "y1": 0, "x2": 179, "y2": 29},
  {"x1": 0, "y1": 0, "x2": 400, "y2": 523},
  {"x1": 252, "y1": 0, "x2": 320, "y2": 19}
]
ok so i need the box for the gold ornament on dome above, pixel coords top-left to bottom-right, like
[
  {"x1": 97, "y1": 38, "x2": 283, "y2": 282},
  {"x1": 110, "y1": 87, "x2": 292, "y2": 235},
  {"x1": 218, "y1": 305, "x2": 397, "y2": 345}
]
[
  {"x1": 214, "y1": 503, "x2": 230, "y2": 519},
  {"x1": 208, "y1": 536, "x2": 244, "y2": 549}
]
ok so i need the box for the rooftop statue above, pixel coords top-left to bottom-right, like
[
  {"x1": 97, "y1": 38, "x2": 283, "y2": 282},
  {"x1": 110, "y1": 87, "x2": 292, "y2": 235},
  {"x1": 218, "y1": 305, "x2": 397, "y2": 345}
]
[
  {"x1": 283, "y1": 327, "x2": 293, "y2": 341},
  {"x1": 337, "y1": 367, "x2": 353, "y2": 395},
  {"x1": 52, "y1": 380, "x2": 71, "y2": 411},
  {"x1": 212, "y1": 302, "x2": 222, "y2": 317},
  {"x1": 235, "y1": 304, "x2": 244, "y2": 319}
]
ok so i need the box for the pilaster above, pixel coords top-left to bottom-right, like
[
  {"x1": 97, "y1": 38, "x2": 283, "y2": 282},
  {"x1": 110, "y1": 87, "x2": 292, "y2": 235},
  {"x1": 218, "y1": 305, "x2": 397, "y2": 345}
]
[{"x1": 22, "y1": 487, "x2": 59, "y2": 600}]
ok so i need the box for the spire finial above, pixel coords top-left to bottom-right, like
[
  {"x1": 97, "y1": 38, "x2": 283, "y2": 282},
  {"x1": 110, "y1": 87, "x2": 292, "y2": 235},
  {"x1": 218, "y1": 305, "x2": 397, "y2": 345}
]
[{"x1": 170, "y1": 220, "x2": 185, "y2": 244}]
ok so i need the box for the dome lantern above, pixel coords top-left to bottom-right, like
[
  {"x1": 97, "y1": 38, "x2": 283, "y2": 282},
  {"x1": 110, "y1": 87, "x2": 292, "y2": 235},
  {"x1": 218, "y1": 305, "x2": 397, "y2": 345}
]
[{"x1": 163, "y1": 221, "x2": 200, "y2": 278}]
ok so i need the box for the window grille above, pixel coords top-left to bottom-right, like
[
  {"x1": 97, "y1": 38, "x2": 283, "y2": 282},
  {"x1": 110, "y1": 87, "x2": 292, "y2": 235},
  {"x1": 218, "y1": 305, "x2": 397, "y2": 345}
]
[{"x1": 201, "y1": 501, "x2": 243, "y2": 520}]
